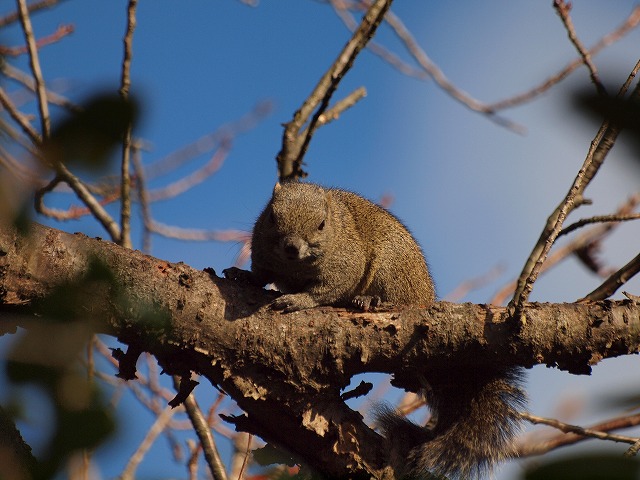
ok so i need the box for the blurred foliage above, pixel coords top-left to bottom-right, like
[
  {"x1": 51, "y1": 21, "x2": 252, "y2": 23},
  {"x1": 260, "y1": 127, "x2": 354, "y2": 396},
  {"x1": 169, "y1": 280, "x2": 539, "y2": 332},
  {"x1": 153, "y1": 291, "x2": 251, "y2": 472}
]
[
  {"x1": 524, "y1": 454, "x2": 640, "y2": 480},
  {"x1": 42, "y1": 92, "x2": 139, "y2": 171},
  {"x1": 2, "y1": 259, "x2": 120, "y2": 479},
  {"x1": 573, "y1": 88, "x2": 640, "y2": 166}
]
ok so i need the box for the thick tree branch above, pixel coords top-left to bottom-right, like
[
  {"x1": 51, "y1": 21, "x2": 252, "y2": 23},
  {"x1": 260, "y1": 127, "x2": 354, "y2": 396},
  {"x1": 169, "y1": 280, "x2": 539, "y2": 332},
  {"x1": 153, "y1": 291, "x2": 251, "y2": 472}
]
[{"x1": 2, "y1": 222, "x2": 640, "y2": 477}]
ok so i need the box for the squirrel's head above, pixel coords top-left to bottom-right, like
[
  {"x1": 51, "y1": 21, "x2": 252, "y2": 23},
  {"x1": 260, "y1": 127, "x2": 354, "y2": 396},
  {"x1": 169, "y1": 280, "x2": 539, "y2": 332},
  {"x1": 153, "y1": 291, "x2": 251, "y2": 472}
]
[{"x1": 263, "y1": 182, "x2": 334, "y2": 263}]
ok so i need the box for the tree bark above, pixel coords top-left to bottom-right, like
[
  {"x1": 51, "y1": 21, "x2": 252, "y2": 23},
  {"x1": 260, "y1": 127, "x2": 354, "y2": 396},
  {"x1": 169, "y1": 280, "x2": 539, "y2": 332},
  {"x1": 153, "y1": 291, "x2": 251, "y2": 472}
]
[{"x1": 1, "y1": 222, "x2": 639, "y2": 478}]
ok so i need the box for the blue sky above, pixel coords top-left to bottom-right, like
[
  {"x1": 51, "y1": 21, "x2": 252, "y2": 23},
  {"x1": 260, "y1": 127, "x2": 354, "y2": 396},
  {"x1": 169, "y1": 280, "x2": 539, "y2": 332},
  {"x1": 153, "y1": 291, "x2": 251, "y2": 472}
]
[{"x1": 3, "y1": 1, "x2": 640, "y2": 478}]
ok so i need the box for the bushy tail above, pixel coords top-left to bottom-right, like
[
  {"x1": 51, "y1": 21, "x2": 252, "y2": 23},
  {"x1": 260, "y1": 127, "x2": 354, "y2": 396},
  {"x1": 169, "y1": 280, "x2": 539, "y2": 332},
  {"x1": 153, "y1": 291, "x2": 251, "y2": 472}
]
[{"x1": 376, "y1": 366, "x2": 525, "y2": 479}]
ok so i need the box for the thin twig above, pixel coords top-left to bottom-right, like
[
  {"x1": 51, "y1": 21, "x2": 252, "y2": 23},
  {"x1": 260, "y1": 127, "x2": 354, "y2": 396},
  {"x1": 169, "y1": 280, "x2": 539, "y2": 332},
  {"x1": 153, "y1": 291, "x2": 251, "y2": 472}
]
[
  {"x1": 581, "y1": 252, "x2": 640, "y2": 301},
  {"x1": 492, "y1": 194, "x2": 640, "y2": 305},
  {"x1": 382, "y1": 7, "x2": 524, "y2": 133},
  {"x1": 147, "y1": 139, "x2": 232, "y2": 202},
  {"x1": 487, "y1": 6, "x2": 640, "y2": 111},
  {"x1": 276, "y1": 0, "x2": 393, "y2": 180},
  {"x1": 327, "y1": 0, "x2": 524, "y2": 132},
  {"x1": 328, "y1": 0, "x2": 427, "y2": 79},
  {"x1": 148, "y1": 220, "x2": 250, "y2": 243},
  {"x1": 237, "y1": 433, "x2": 252, "y2": 480},
  {"x1": 119, "y1": 0, "x2": 138, "y2": 249},
  {"x1": 120, "y1": 405, "x2": 178, "y2": 480},
  {"x1": 1, "y1": 62, "x2": 80, "y2": 111},
  {"x1": 553, "y1": 0, "x2": 606, "y2": 96},
  {"x1": 144, "y1": 101, "x2": 272, "y2": 180},
  {"x1": 625, "y1": 439, "x2": 640, "y2": 457},
  {"x1": 35, "y1": 163, "x2": 122, "y2": 241},
  {"x1": 186, "y1": 439, "x2": 200, "y2": 480},
  {"x1": 508, "y1": 60, "x2": 640, "y2": 319},
  {"x1": 0, "y1": 0, "x2": 64, "y2": 28},
  {"x1": 518, "y1": 412, "x2": 640, "y2": 458},
  {"x1": 131, "y1": 143, "x2": 152, "y2": 253},
  {"x1": 0, "y1": 86, "x2": 42, "y2": 144},
  {"x1": 0, "y1": 24, "x2": 74, "y2": 57},
  {"x1": 559, "y1": 212, "x2": 640, "y2": 238},
  {"x1": 16, "y1": 0, "x2": 51, "y2": 139},
  {"x1": 444, "y1": 264, "x2": 506, "y2": 302},
  {"x1": 315, "y1": 86, "x2": 367, "y2": 127},
  {"x1": 329, "y1": 1, "x2": 640, "y2": 121},
  {"x1": 172, "y1": 377, "x2": 228, "y2": 480}
]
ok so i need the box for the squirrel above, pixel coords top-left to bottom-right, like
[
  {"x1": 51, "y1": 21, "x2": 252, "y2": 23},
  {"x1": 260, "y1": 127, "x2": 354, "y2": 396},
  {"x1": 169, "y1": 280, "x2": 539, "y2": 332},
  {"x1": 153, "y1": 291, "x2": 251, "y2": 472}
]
[{"x1": 224, "y1": 181, "x2": 525, "y2": 479}]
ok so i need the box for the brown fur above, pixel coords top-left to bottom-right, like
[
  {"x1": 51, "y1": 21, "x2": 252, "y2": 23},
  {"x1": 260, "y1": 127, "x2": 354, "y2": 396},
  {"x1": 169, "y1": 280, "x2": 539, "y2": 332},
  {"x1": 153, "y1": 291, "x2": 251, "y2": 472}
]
[{"x1": 250, "y1": 182, "x2": 435, "y2": 311}]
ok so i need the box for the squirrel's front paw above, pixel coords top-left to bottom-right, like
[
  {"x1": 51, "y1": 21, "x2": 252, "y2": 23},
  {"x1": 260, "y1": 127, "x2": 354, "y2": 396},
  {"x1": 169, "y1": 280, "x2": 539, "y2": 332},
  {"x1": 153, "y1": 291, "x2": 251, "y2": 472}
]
[
  {"x1": 271, "y1": 293, "x2": 318, "y2": 313},
  {"x1": 223, "y1": 267, "x2": 254, "y2": 284}
]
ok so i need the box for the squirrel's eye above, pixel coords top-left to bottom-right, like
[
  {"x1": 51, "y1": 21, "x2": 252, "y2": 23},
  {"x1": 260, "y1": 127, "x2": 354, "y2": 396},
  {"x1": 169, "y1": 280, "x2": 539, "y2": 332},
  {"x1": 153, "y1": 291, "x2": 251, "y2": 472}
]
[
  {"x1": 318, "y1": 220, "x2": 325, "y2": 231},
  {"x1": 269, "y1": 209, "x2": 276, "y2": 223}
]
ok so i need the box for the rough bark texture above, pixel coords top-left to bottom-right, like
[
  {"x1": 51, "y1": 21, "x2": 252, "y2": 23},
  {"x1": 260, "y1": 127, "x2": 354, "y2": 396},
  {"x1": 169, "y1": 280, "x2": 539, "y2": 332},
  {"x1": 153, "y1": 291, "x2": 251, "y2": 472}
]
[{"x1": 1, "y1": 222, "x2": 640, "y2": 478}]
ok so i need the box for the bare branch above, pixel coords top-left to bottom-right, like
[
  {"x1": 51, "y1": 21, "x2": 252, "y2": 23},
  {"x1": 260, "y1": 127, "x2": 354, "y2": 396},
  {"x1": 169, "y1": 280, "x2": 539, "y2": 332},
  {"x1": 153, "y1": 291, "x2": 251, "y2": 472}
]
[
  {"x1": 120, "y1": 405, "x2": 178, "y2": 480},
  {"x1": 328, "y1": 0, "x2": 427, "y2": 78},
  {"x1": 559, "y1": 211, "x2": 640, "y2": 238},
  {"x1": 118, "y1": 0, "x2": 138, "y2": 249},
  {"x1": 581, "y1": 252, "x2": 640, "y2": 302},
  {"x1": 326, "y1": 0, "x2": 524, "y2": 132},
  {"x1": 0, "y1": 24, "x2": 74, "y2": 57},
  {"x1": 172, "y1": 377, "x2": 228, "y2": 480},
  {"x1": 518, "y1": 412, "x2": 640, "y2": 458},
  {"x1": 147, "y1": 140, "x2": 232, "y2": 202},
  {"x1": 508, "y1": 60, "x2": 640, "y2": 318},
  {"x1": 315, "y1": 86, "x2": 367, "y2": 127},
  {"x1": 329, "y1": 1, "x2": 640, "y2": 123},
  {"x1": 35, "y1": 164, "x2": 122, "y2": 241},
  {"x1": 492, "y1": 194, "x2": 640, "y2": 305},
  {"x1": 553, "y1": 0, "x2": 606, "y2": 96},
  {"x1": 487, "y1": 6, "x2": 640, "y2": 111},
  {"x1": 276, "y1": 0, "x2": 393, "y2": 180},
  {"x1": 4, "y1": 222, "x2": 640, "y2": 477},
  {"x1": 0, "y1": 0, "x2": 65, "y2": 28},
  {"x1": 1, "y1": 62, "x2": 80, "y2": 111},
  {"x1": 144, "y1": 101, "x2": 272, "y2": 180},
  {"x1": 522, "y1": 412, "x2": 639, "y2": 445},
  {"x1": 131, "y1": 143, "x2": 152, "y2": 253},
  {"x1": 16, "y1": 0, "x2": 51, "y2": 139},
  {"x1": 0, "y1": 86, "x2": 42, "y2": 144},
  {"x1": 382, "y1": 8, "x2": 524, "y2": 133},
  {"x1": 148, "y1": 220, "x2": 250, "y2": 244}
]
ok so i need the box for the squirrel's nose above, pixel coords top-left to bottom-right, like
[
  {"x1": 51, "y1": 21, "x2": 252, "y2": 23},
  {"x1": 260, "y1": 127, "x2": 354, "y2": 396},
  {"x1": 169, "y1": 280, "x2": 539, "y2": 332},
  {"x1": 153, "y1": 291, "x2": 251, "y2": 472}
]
[
  {"x1": 281, "y1": 236, "x2": 305, "y2": 260},
  {"x1": 284, "y1": 243, "x2": 299, "y2": 257}
]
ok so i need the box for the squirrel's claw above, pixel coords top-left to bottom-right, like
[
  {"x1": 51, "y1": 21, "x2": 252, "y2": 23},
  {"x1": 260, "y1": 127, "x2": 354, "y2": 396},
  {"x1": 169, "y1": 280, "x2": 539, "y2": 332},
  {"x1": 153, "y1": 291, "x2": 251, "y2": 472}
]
[
  {"x1": 271, "y1": 293, "x2": 318, "y2": 312},
  {"x1": 352, "y1": 295, "x2": 381, "y2": 311}
]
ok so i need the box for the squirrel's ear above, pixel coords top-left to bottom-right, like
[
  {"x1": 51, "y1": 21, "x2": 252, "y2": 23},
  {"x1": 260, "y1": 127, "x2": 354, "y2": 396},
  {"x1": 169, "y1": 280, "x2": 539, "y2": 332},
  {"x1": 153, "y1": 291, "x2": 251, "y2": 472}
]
[
  {"x1": 273, "y1": 182, "x2": 281, "y2": 194},
  {"x1": 324, "y1": 190, "x2": 333, "y2": 209}
]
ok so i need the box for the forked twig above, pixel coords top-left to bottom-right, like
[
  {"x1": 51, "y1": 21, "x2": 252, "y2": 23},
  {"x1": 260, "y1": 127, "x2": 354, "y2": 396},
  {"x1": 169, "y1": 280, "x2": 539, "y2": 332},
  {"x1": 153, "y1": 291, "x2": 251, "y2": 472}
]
[
  {"x1": 492, "y1": 194, "x2": 640, "y2": 305},
  {"x1": 276, "y1": 0, "x2": 393, "y2": 180},
  {"x1": 508, "y1": 60, "x2": 640, "y2": 319}
]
